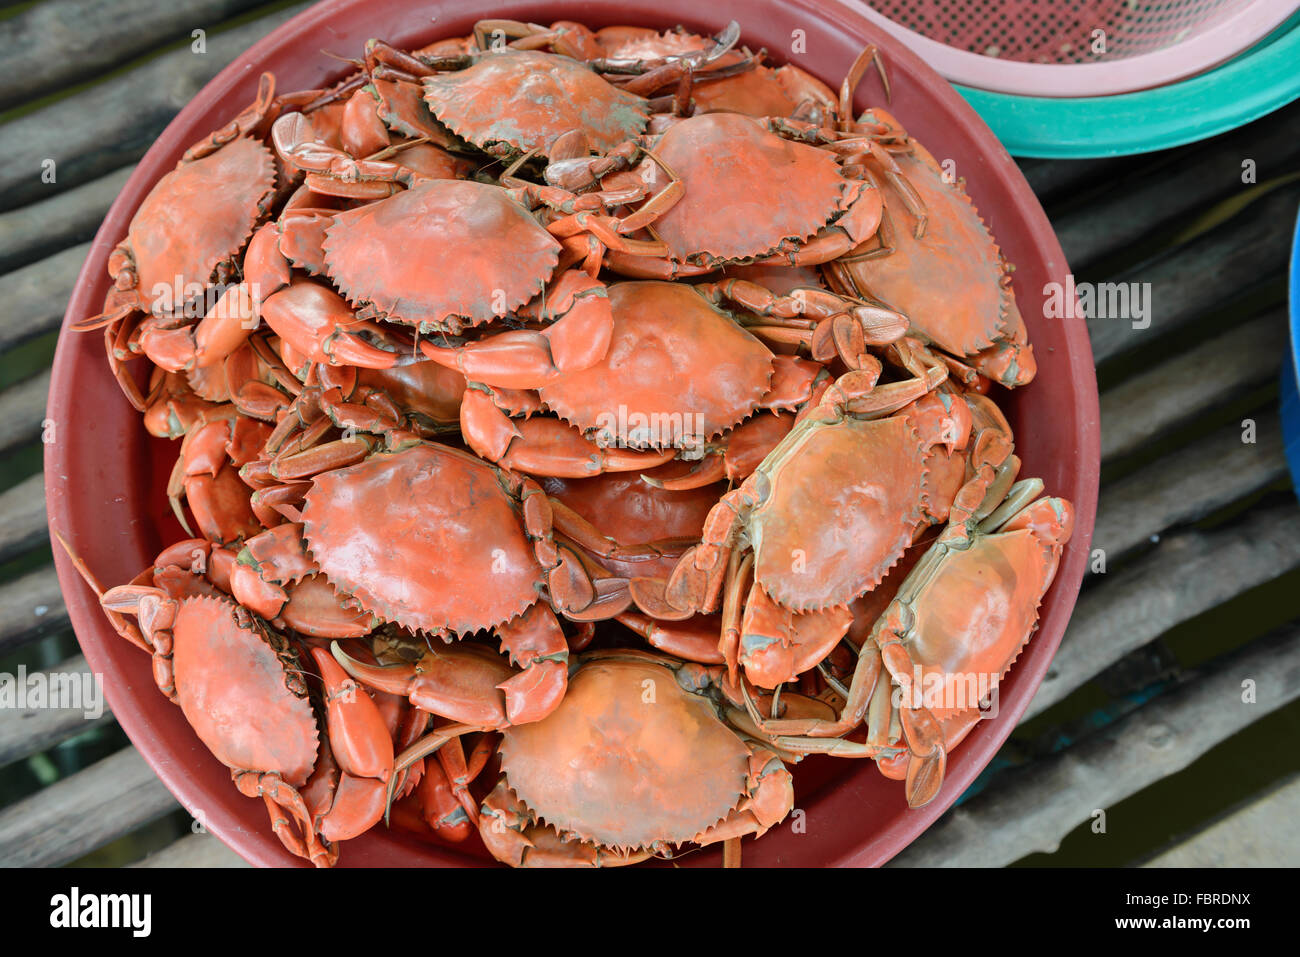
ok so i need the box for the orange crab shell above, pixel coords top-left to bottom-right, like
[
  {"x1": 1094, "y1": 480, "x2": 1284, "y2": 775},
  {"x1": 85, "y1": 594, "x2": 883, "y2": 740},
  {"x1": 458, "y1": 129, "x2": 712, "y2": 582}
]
[
  {"x1": 590, "y1": 24, "x2": 719, "y2": 61},
  {"x1": 690, "y1": 63, "x2": 837, "y2": 123},
  {"x1": 624, "y1": 113, "x2": 850, "y2": 263},
  {"x1": 750, "y1": 414, "x2": 942, "y2": 612},
  {"x1": 901, "y1": 500, "x2": 1074, "y2": 724},
  {"x1": 537, "y1": 281, "x2": 774, "y2": 449},
  {"x1": 421, "y1": 50, "x2": 650, "y2": 157},
  {"x1": 322, "y1": 179, "x2": 561, "y2": 332},
  {"x1": 171, "y1": 595, "x2": 318, "y2": 786},
  {"x1": 128, "y1": 136, "x2": 276, "y2": 303},
  {"x1": 300, "y1": 443, "x2": 544, "y2": 635},
  {"x1": 499, "y1": 654, "x2": 752, "y2": 850},
  {"x1": 836, "y1": 111, "x2": 1018, "y2": 360}
]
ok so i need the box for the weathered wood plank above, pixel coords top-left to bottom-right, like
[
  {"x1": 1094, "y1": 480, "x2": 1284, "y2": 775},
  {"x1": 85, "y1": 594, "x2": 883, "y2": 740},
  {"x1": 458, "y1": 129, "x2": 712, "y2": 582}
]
[
  {"x1": 1091, "y1": 411, "x2": 1287, "y2": 566},
  {"x1": 0, "y1": 654, "x2": 114, "y2": 767},
  {"x1": 1027, "y1": 502, "x2": 1300, "y2": 722},
  {"x1": 0, "y1": 567, "x2": 69, "y2": 657},
  {"x1": 891, "y1": 622, "x2": 1300, "y2": 867},
  {"x1": 0, "y1": 167, "x2": 132, "y2": 274},
  {"x1": 1142, "y1": 773, "x2": 1300, "y2": 867},
  {"x1": 0, "y1": 0, "x2": 271, "y2": 113},
  {"x1": 0, "y1": 473, "x2": 47, "y2": 565},
  {"x1": 0, "y1": 746, "x2": 178, "y2": 867},
  {"x1": 1099, "y1": 309, "x2": 1284, "y2": 462},
  {"x1": 1086, "y1": 182, "x2": 1299, "y2": 365},
  {"x1": 0, "y1": 371, "x2": 49, "y2": 457},
  {"x1": 0, "y1": 4, "x2": 308, "y2": 212},
  {"x1": 1054, "y1": 101, "x2": 1300, "y2": 271},
  {"x1": 0, "y1": 242, "x2": 89, "y2": 355},
  {"x1": 131, "y1": 830, "x2": 249, "y2": 867}
]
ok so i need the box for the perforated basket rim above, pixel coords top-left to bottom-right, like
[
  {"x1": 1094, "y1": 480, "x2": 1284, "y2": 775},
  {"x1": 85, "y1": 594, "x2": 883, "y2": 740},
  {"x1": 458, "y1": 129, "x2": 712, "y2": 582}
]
[
  {"x1": 857, "y1": 0, "x2": 1300, "y2": 97},
  {"x1": 952, "y1": 17, "x2": 1300, "y2": 158}
]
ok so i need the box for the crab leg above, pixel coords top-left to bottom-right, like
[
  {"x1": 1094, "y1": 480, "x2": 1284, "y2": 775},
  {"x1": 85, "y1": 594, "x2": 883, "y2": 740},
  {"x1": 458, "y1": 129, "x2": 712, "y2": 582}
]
[
  {"x1": 553, "y1": 513, "x2": 669, "y2": 568},
  {"x1": 460, "y1": 389, "x2": 675, "y2": 477},
  {"x1": 478, "y1": 780, "x2": 654, "y2": 868},
  {"x1": 54, "y1": 532, "x2": 151, "y2": 655},
  {"x1": 797, "y1": 354, "x2": 948, "y2": 426},
  {"x1": 415, "y1": 756, "x2": 476, "y2": 841},
  {"x1": 267, "y1": 433, "x2": 377, "y2": 481},
  {"x1": 718, "y1": 551, "x2": 751, "y2": 682},
  {"x1": 236, "y1": 771, "x2": 339, "y2": 868},
  {"x1": 615, "y1": 610, "x2": 726, "y2": 664},
  {"x1": 700, "y1": 277, "x2": 907, "y2": 369},
  {"x1": 73, "y1": 285, "x2": 145, "y2": 333},
  {"x1": 699, "y1": 278, "x2": 903, "y2": 329},
  {"x1": 103, "y1": 311, "x2": 151, "y2": 412},
  {"x1": 435, "y1": 736, "x2": 483, "y2": 828},
  {"x1": 184, "y1": 72, "x2": 278, "y2": 161},
  {"x1": 837, "y1": 43, "x2": 891, "y2": 120},
  {"x1": 388, "y1": 721, "x2": 489, "y2": 827},
  {"x1": 736, "y1": 642, "x2": 883, "y2": 742},
  {"x1": 690, "y1": 748, "x2": 794, "y2": 847},
  {"x1": 597, "y1": 250, "x2": 716, "y2": 280}
]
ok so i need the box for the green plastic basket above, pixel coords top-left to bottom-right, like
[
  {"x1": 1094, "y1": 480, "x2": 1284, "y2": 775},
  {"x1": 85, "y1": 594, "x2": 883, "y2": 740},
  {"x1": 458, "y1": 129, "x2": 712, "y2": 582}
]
[{"x1": 953, "y1": 12, "x2": 1300, "y2": 158}]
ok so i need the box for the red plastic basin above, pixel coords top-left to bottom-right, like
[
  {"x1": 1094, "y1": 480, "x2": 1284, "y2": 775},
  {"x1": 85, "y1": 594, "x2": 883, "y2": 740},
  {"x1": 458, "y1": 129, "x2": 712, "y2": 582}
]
[{"x1": 46, "y1": 0, "x2": 1099, "y2": 867}]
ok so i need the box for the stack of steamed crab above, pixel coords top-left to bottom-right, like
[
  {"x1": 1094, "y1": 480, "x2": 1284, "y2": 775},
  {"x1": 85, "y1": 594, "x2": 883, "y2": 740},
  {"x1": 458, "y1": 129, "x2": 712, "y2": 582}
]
[{"x1": 66, "y1": 18, "x2": 1074, "y2": 867}]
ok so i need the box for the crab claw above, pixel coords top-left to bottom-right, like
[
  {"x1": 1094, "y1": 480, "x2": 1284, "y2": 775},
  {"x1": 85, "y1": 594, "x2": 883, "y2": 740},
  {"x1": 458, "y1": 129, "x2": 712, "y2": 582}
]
[
  {"x1": 496, "y1": 658, "x2": 567, "y2": 726},
  {"x1": 415, "y1": 759, "x2": 476, "y2": 842},
  {"x1": 738, "y1": 591, "x2": 854, "y2": 689},
  {"x1": 244, "y1": 222, "x2": 292, "y2": 300},
  {"x1": 738, "y1": 634, "x2": 796, "y2": 692},
  {"x1": 971, "y1": 339, "x2": 1036, "y2": 389},
  {"x1": 260, "y1": 280, "x2": 405, "y2": 369},
  {"x1": 310, "y1": 646, "x2": 394, "y2": 782},
  {"x1": 418, "y1": 271, "x2": 614, "y2": 390},
  {"x1": 137, "y1": 284, "x2": 260, "y2": 373},
  {"x1": 331, "y1": 640, "x2": 515, "y2": 730},
  {"x1": 494, "y1": 604, "x2": 569, "y2": 725},
  {"x1": 663, "y1": 544, "x2": 726, "y2": 616},
  {"x1": 897, "y1": 704, "x2": 946, "y2": 809},
  {"x1": 321, "y1": 773, "x2": 390, "y2": 842},
  {"x1": 301, "y1": 738, "x2": 390, "y2": 843},
  {"x1": 628, "y1": 575, "x2": 697, "y2": 622}
]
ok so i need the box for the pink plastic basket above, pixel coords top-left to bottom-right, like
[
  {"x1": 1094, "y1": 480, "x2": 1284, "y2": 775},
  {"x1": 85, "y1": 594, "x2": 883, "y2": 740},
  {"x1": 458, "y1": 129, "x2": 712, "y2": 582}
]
[{"x1": 859, "y1": 0, "x2": 1300, "y2": 97}]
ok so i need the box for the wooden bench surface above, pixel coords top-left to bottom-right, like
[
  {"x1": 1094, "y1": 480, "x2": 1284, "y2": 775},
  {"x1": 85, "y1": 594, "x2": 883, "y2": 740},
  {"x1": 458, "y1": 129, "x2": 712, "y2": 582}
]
[{"x1": 0, "y1": 0, "x2": 1297, "y2": 868}]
